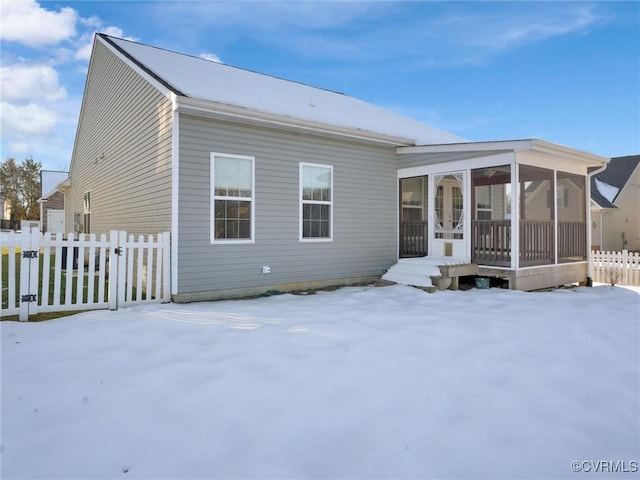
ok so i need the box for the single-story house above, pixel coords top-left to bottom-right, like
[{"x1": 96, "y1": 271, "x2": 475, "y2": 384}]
[
  {"x1": 63, "y1": 34, "x2": 609, "y2": 300},
  {"x1": 38, "y1": 170, "x2": 68, "y2": 234},
  {"x1": 590, "y1": 155, "x2": 640, "y2": 252}
]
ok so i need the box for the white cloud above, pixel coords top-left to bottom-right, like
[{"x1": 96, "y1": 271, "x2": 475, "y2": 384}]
[
  {"x1": 154, "y1": 1, "x2": 376, "y2": 31},
  {"x1": 80, "y1": 15, "x2": 102, "y2": 29},
  {"x1": 164, "y1": 2, "x2": 607, "y2": 69},
  {"x1": 75, "y1": 26, "x2": 135, "y2": 61},
  {"x1": 75, "y1": 39, "x2": 95, "y2": 63},
  {"x1": 9, "y1": 142, "x2": 30, "y2": 154},
  {"x1": 0, "y1": 3, "x2": 134, "y2": 170},
  {"x1": 436, "y1": 4, "x2": 604, "y2": 53},
  {"x1": 0, "y1": 102, "x2": 57, "y2": 136},
  {"x1": 199, "y1": 53, "x2": 223, "y2": 63},
  {"x1": 0, "y1": 0, "x2": 77, "y2": 47},
  {"x1": 1, "y1": 64, "x2": 67, "y2": 102}
]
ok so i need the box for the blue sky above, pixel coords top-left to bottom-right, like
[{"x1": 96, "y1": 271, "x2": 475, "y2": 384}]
[{"x1": 1, "y1": 1, "x2": 638, "y2": 171}]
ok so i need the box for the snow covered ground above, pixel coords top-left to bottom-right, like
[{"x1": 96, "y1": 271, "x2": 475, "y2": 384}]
[{"x1": 2, "y1": 284, "x2": 639, "y2": 479}]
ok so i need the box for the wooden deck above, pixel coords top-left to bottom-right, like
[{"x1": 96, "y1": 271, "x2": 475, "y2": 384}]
[{"x1": 436, "y1": 263, "x2": 479, "y2": 290}]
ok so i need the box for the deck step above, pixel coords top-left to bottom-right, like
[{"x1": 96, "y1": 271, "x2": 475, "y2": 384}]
[
  {"x1": 382, "y1": 258, "x2": 479, "y2": 292},
  {"x1": 439, "y1": 263, "x2": 479, "y2": 277},
  {"x1": 430, "y1": 275, "x2": 452, "y2": 291},
  {"x1": 381, "y1": 258, "x2": 441, "y2": 288}
]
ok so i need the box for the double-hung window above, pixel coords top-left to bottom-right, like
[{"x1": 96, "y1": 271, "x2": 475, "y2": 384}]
[
  {"x1": 211, "y1": 153, "x2": 255, "y2": 243},
  {"x1": 300, "y1": 162, "x2": 332, "y2": 241}
]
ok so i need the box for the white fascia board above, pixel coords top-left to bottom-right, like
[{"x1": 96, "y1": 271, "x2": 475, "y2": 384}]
[
  {"x1": 97, "y1": 35, "x2": 174, "y2": 100},
  {"x1": 399, "y1": 138, "x2": 610, "y2": 168},
  {"x1": 397, "y1": 151, "x2": 515, "y2": 178},
  {"x1": 527, "y1": 139, "x2": 610, "y2": 167},
  {"x1": 589, "y1": 198, "x2": 617, "y2": 211},
  {"x1": 516, "y1": 149, "x2": 608, "y2": 175},
  {"x1": 397, "y1": 139, "x2": 534, "y2": 155},
  {"x1": 174, "y1": 96, "x2": 415, "y2": 147}
]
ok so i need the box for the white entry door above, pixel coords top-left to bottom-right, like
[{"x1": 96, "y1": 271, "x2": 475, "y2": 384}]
[
  {"x1": 47, "y1": 209, "x2": 65, "y2": 234},
  {"x1": 432, "y1": 172, "x2": 466, "y2": 258}
]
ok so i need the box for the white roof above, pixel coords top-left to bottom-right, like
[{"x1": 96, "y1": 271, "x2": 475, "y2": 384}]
[{"x1": 103, "y1": 35, "x2": 465, "y2": 146}]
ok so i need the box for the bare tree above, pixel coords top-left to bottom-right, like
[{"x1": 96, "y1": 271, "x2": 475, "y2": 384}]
[{"x1": 0, "y1": 157, "x2": 42, "y2": 221}]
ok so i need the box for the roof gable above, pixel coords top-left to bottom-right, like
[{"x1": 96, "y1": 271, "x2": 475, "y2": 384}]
[
  {"x1": 98, "y1": 34, "x2": 465, "y2": 146},
  {"x1": 591, "y1": 155, "x2": 640, "y2": 206}
]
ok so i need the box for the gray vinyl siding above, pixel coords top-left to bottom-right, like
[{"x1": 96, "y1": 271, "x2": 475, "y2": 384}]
[
  {"x1": 66, "y1": 40, "x2": 172, "y2": 236},
  {"x1": 177, "y1": 114, "x2": 398, "y2": 296}
]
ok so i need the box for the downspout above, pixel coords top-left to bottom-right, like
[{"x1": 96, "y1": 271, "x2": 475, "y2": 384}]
[
  {"x1": 586, "y1": 160, "x2": 609, "y2": 285},
  {"x1": 599, "y1": 209, "x2": 604, "y2": 250}
]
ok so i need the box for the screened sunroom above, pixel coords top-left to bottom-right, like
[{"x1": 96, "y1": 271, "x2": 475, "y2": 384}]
[{"x1": 396, "y1": 140, "x2": 608, "y2": 290}]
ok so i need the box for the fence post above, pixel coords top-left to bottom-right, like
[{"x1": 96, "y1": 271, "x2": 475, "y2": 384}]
[
  {"x1": 117, "y1": 231, "x2": 127, "y2": 309},
  {"x1": 18, "y1": 228, "x2": 31, "y2": 321},
  {"x1": 108, "y1": 230, "x2": 119, "y2": 310},
  {"x1": 162, "y1": 232, "x2": 171, "y2": 302},
  {"x1": 19, "y1": 226, "x2": 40, "y2": 321}
]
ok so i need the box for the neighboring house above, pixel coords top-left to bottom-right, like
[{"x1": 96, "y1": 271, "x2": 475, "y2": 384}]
[
  {"x1": 64, "y1": 34, "x2": 609, "y2": 299},
  {"x1": 38, "y1": 170, "x2": 69, "y2": 234},
  {"x1": 1, "y1": 201, "x2": 17, "y2": 230},
  {"x1": 1, "y1": 197, "x2": 11, "y2": 228},
  {"x1": 590, "y1": 155, "x2": 640, "y2": 252}
]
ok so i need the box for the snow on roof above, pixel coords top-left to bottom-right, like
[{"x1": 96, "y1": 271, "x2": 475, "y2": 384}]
[
  {"x1": 594, "y1": 178, "x2": 620, "y2": 204},
  {"x1": 103, "y1": 35, "x2": 465, "y2": 145}
]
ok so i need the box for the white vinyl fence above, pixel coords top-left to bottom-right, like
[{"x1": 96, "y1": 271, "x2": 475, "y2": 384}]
[
  {"x1": 1, "y1": 227, "x2": 170, "y2": 321},
  {"x1": 591, "y1": 250, "x2": 640, "y2": 287}
]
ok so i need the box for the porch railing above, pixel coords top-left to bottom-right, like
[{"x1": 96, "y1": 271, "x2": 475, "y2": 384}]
[
  {"x1": 471, "y1": 220, "x2": 511, "y2": 266},
  {"x1": 400, "y1": 221, "x2": 427, "y2": 257},
  {"x1": 404, "y1": 219, "x2": 586, "y2": 265},
  {"x1": 520, "y1": 220, "x2": 554, "y2": 266},
  {"x1": 558, "y1": 221, "x2": 586, "y2": 262}
]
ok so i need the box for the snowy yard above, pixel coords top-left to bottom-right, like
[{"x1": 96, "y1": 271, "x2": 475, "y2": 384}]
[{"x1": 1, "y1": 284, "x2": 638, "y2": 479}]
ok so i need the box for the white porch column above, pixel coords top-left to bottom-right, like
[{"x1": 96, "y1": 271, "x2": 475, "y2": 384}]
[{"x1": 511, "y1": 162, "x2": 519, "y2": 270}]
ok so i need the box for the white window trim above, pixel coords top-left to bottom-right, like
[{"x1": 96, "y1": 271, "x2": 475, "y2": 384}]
[
  {"x1": 210, "y1": 152, "x2": 255, "y2": 244},
  {"x1": 299, "y1": 162, "x2": 333, "y2": 242}
]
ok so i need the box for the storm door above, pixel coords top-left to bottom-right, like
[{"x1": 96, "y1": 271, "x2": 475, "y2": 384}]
[{"x1": 433, "y1": 172, "x2": 465, "y2": 257}]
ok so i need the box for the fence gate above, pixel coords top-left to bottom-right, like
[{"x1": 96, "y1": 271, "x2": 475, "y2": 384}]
[{"x1": 1, "y1": 227, "x2": 171, "y2": 321}]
